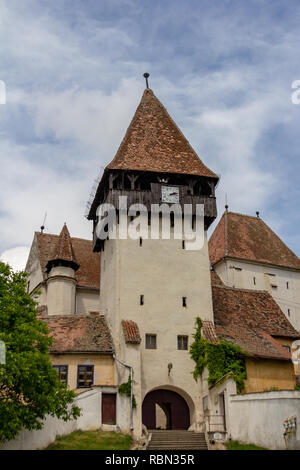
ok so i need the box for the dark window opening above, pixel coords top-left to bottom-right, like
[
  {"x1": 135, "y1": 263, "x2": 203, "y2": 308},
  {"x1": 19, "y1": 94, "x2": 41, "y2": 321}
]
[
  {"x1": 177, "y1": 335, "x2": 188, "y2": 350},
  {"x1": 77, "y1": 365, "x2": 94, "y2": 388},
  {"x1": 288, "y1": 309, "x2": 291, "y2": 317},
  {"x1": 287, "y1": 282, "x2": 289, "y2": 289},
  {"x1": 253, "y1": 277, "x2": 256, "y2": 285},
  {"x1": 182, "y1": 240, "x2": 185, "y2": 249},
  {"x1": 182, "y1": 297, "x2": 187, "y2": 307},
  {"x1": 140, "y1": 237, "x2": 143, "y2": 247},
  {"x1": 53, "y1": 365, "x2": 68, "y2": 385},
  {"x1": 146, "y1": 334, "x2": 157, "y2": 349},
  {"x1": 140, "y1": 295, "x2": 144, "y2": 305}
]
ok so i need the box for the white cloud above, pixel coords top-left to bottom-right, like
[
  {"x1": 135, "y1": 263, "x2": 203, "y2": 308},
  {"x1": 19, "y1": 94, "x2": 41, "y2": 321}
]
[
  {"x1": 0, "y1": 246, "x2": 30, "y2": 272},
  {"x1": 1, "y1": 0, "x2": 300, "y2": 259}
]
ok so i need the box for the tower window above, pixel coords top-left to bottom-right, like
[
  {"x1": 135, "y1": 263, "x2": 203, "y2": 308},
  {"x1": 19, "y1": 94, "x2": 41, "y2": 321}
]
[
  {"x1": 77, "y1": 365, "x2": 94, "y2": 388},
  {"x1": 182, "y1": 297, "x2": 187, "y2": 307},
  {"x1": 140, "y1": 295, "x2": 144, "y2": 306},
  {"x1": 146, "y1": 334, "x2": 157, "y2": 349},
  {"x1": 177, "y1": 335, "x2": 188, "y2": 350},
  {"x1": 53, "y1": 365, "x2": 68, "y2": 385},
  {"x1": 288, "y1": 309, "x2": 291, "y2": 317},
  {"x1": 286, "y1": 282, "x2": 289, "y2": 290},
  {"x1": 140, "y1": 237, "x2": 143, "y2": 247},
  {"x1": 182, "y1": 240, "x2": 185, "y2": 250},
  {"x1": 253, "y1": 277, "x2": 256, "y2": 285}
]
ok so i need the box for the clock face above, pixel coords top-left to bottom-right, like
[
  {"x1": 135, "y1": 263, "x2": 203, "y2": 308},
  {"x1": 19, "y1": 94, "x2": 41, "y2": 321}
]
[{"x1": 161, "y1": 186, "x2": 179, "y2": 203}]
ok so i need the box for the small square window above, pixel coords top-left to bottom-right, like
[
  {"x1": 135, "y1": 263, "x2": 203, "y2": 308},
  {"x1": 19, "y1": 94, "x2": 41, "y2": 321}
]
[
  {"x1": 146, "y1": 334, "x2": 157, "y2": 349},
  {"x1": 182, "y1": 297, "x2": 187, "y2": 307},
  {"x1": 77, "y1": 365, "x2": 94, "y2": 388},
  {"x1": 53, "y1": 365, "x2": 68, "y2": 385},
  {"x1": 177, "y1": 335, "x2": 188, "y2": 350}
]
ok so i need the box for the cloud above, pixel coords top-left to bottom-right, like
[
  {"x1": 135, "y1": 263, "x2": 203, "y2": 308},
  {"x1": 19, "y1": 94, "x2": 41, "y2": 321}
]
[
  {"x1": 0, "y1": 247, "x2": 30, "y2": 272},
  {"x1": 1, "y1": 0, "x2": 300, "y2": 265}
]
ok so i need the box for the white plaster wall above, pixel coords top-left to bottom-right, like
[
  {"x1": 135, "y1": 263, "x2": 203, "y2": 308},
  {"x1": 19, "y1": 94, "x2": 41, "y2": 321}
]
[
  {"x1": 47, "y1": 266, "x2": 76, "y2": 316},
  {"x1": 0, "y1": 387, "x2": 128, "y2": 450},
  {"x1": 206, "y1": 376, "x2": 237, "y2": 435},
  {"x1": 228, "y1": 390, "x2": 300, "y2": 450},
  {"x1": 215, "y1": 259, "x2": 300, "y2": 331},
  {"x1": 100, "y1": 221, "x2": 214, "y2": 434},
  {"x1": 76, "y1": 288, "x2": 99, "y2": 315},
  {"x1": 25, "y1": 235, "x2": 44, "y2": 292}
]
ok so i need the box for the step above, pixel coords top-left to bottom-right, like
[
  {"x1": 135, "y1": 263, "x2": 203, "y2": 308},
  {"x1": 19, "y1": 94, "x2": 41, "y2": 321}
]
[{"x1": 146, "y1": 430, "x2": 208, "y2": 450}]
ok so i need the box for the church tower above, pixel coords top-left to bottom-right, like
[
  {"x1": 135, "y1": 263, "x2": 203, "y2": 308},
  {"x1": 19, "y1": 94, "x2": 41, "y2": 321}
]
[
  {"x1": 87, "y1": 84, "x2": 218, "y2": 436},
  {"x1": 46, "y1": 223, "x2": 79, "y2": 316}
]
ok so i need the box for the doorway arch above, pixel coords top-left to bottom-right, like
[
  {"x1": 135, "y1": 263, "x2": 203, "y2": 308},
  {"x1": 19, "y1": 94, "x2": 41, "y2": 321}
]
[{"x1": 142, "y1": 389, "x2": 190, "y2": 430}]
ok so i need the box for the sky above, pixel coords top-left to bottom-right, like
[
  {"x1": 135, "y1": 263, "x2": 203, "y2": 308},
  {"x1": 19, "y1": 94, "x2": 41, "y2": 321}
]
[{"x1": 0, "y1": 0, "x2": 300, "y2": 271}]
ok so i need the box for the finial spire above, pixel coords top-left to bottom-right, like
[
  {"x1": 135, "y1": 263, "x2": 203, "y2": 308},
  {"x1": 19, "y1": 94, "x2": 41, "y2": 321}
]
[
  {"x1": 256, "y1": 211, "x2": 260, "y2": 218},
  {"x1": 143, "y1": 72, "x2": 150, "y2": 89},
  {"x1": 225, "y1": 194, "x2": 229, "y2": 212}
]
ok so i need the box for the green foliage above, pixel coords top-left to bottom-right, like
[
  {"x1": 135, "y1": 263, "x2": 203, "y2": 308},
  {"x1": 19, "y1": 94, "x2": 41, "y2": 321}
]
[
  {"x1": 189, "y1": 317, "x2": 247, "y2": 393},
  {"x1": 226, "y1": 440, "x2": 267, "y2": 450},
  {"x1": 118, "y1": 376, "x2": 136, "y2": 408},
  {"x1": 294, "y1": 384, "x2": 300, "y2": 391},
  {"x1": 263, "y1": 387, "x2": 279, "y2": 392},
  {"x1": 46, "y1": 430, "x2": 132, "y2": 450},
  {"x1": 0, "y1": 262, "x2": 80, "y2": 442}
]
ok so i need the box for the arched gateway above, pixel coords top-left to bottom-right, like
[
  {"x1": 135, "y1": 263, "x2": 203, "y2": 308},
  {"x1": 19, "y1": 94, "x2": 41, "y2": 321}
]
[{"x1": 142, "y1": 389, "x2": 190, "y2": 430}]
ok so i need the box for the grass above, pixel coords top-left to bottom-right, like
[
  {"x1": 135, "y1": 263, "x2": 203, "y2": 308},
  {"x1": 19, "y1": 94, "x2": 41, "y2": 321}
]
[
  {"x1": 46, "y1": 430, "x2": 133, "y2": 450},
  {"x1": 225, "y1": 440, "x2": 267, "y2": 450}
]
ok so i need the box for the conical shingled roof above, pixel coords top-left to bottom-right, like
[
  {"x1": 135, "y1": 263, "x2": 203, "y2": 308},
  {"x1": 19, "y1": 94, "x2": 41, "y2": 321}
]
[
  {"x1": 46, "y1": 224, "x2": 79, "y2": 272},
  {"x1": 107, "y1": 88, "x2": 218, "y2": 179}
]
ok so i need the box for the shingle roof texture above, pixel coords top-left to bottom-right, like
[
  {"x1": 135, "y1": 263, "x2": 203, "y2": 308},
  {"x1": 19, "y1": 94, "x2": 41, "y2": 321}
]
[
  {"x1": 211, "y1": 272, "x2": 299, "y2": 360},
  {"x1": 121, "y1": 320, "x2": 141, "y2": 344},
  {"x1": 42, "y1": 314, "x2": 113, "y2": 353},
  {"x1": 209, "y1": 211, "x2": 300, "y2": 270},
  {"x1": 107, "y1": 88, "x2": 218, "y2": 178},
  {"x1": 46, "y1": 224, "x2": 78, "y2": 268},
  {"x1": 35, "y1": 231, "x2": 100, "y2": 289}
]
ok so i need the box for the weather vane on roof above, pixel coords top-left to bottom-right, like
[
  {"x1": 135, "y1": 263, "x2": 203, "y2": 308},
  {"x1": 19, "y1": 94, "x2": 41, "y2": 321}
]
[{"x1": 143, "y1": 73, "x2": 150, "y2": 89}]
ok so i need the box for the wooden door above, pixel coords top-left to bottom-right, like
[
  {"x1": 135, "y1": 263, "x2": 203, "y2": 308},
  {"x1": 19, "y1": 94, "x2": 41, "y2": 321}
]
[{"x1": 102, "y1": 393, "x2": 116, "y2": 425}]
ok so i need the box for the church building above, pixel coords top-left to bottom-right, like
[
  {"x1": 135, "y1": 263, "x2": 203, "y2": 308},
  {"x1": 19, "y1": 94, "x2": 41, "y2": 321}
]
[{"x1": 25, "y1": 83, "x2": 300, "y2": 438}]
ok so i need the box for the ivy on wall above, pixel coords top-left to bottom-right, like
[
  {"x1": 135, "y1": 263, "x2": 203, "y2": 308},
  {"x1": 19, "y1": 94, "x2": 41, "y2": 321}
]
[
  {"x1": 118, "y1": 376, "x2": 137, "y2": 408},
  {"x1": 190, "y1": 317, "x2": 247, "y2": 393}
]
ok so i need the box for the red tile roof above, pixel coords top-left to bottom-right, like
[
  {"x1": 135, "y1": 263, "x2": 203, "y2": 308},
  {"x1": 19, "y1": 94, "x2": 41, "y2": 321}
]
[
  {"x1": 121, "y1": 320, "x2": 141, "y2": 344},
  {"x1": 211, "y1": 276, "x2": 300, "y2": 360},
  {"x1": 35, "y1": 232, "x2": 100, "y2": 289},
  {"x1": 202, "y1": 320, "x2": 220, "y2": 344},
  {"x1": 46, "y1": 224, "x2": 79, "y2": 271},
  {"x1": 42, "y1": 314, "x2": 113, "y2": 353},
  {"x1": 209, "y1": 211, "x2": 300, "y2": 270},
  {"x1": 107, "y1": 88, "x2": 218, "y2": 179}
]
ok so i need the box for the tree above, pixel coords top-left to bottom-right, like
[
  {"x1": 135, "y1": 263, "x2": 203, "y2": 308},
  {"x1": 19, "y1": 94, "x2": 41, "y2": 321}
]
[{"x1": 0, "y1": 262, "x2": 80, "y2": 442}]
